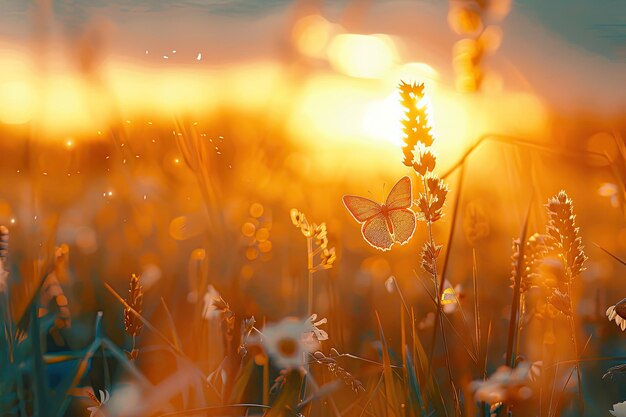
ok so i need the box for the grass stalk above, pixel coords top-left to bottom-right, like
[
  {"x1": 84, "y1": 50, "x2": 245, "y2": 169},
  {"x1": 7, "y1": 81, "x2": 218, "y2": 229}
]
[{"x1": 505, "y1": 201, "x2": 532, "y2": 369}]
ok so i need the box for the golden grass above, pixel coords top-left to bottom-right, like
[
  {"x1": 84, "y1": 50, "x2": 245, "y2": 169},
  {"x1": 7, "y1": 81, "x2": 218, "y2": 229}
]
[{"x1": 0, "y1": 78, "x2": 624, "y2": 417}]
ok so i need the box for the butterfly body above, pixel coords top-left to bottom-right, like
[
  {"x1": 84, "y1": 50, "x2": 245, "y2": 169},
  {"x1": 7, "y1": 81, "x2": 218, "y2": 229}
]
[
  {"x1": 343, "y1": 176, "x2": 417, "y2": 251},
  {"x1": 378, "y1": 205, "x2": 394, "y2": 235}
]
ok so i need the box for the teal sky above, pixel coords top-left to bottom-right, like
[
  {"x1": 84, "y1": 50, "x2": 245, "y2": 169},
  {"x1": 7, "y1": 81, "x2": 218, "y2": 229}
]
[
  {"x1": 0, "y1": 0, "x2": 624, "y2": 111},
  {"x1": 515, "y1": 0, "x2": 625, "y2": 61},
  {"x1": 0, "y1": 0, "x2": 623, "y2": 60}
]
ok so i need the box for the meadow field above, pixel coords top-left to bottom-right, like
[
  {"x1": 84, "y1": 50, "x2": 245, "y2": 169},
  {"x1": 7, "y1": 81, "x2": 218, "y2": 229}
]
[{"x1": 0, "y1": 1, "x2": 625, "y2": 416}]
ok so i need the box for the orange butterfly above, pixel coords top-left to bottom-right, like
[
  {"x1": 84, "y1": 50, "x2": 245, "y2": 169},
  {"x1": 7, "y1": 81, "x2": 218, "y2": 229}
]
[{"x1": 343, "y1": 176, "x2": 417, "y2": 251}]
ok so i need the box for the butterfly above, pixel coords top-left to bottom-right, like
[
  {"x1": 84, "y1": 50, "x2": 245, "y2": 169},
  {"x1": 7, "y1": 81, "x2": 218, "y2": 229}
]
[
  {"x1": 441, "y1": 281, "x2": 464, "y2": 314},
  {"x1": 343, "y1": 176, "x2": 417, "y2": 251}
]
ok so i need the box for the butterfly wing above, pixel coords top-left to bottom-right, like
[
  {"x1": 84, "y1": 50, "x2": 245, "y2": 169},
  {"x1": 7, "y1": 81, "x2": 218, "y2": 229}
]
[
  {"x1": 441, "y1": 283, "x2": 458, "y2": 313},
  {"x1": 388, "y1": 208, "x2": 416, "y2": 245},
  {"x1": 343, "y1": 195, "x2": 382, "y2": 223},
  {"x1": 385, "y1": 176, "x2": 412, "y2": 210},
  {"x1": 441, "y1": 285, "x2": 457, "y2": 305},
  {"x1": 361, "y1": 213, "x2": 394, "y2": 251}
]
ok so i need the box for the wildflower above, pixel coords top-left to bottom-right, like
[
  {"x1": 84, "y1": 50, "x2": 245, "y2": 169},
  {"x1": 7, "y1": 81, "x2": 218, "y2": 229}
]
[
  {"x1": 384, "y1": 276, "x2": 396, "y2": 294},
  {"x1": 87, "y1": 389, "x2": 110, "y2": 417},
  {"x1": 261, "y1": 318, "x2": 317, "y2": 369},
  {"x1": 610, "y1": 401, "x2": 626, "y2": 417},
  {"x1": 238, "y1": 316, "x2": 256, "y2": 356},
  {"x1": 202, "y1": 285, "x2": 222, "y2": 319},
  {"x1": 242, "y1": 316, "x2": 256, "y2": 339},
  {"x1": 304, "y1": 314, "x2": 328, "y2": 342},
  {"x1": 470, "y1": 363, "x2": 532, "y2": 405},
  {"x1": 607, "y1": 298, "x2": 626, "y2": 331}
]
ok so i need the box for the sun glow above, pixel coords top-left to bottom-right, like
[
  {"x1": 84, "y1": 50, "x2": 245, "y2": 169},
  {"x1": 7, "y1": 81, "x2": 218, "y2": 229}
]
[
  {"x1": 292, "y1": 15, "x2": 335, "y2": 58},
  {"x1": 327, "y1": 34, "x2": 397, "y2": 79},
  {"x1": 0, "y1": 37, "x2": 547, "y2": 170},
  {"x1": 0, "y1": 80, "x2": 36, "y2": 125}
]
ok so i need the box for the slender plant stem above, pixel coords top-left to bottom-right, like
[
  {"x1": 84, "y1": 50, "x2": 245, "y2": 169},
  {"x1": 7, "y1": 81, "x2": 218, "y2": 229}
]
[
  {"x1": 505, "y1": 201, "x2": 532, "y2": 369},
  {"x1": 566, "y1": 280, "x2": 584, "y2": 416},
  {"x1": 301, "y1": 236, "x2": 315, "y2": 406},
  {"x1": 307, "y1": 238, "x2": 312, "y2": 311},
  {"x1": 421, "y1": 176, "x2": 459, "y2": 416},
  {"x1": 472, "y1": 248, "x2": 481, "y2": 369}
]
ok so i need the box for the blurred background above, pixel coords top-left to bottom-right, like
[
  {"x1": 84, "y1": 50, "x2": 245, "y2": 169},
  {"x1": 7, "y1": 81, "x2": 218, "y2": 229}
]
[{"x1": 0, "y1": 0, "x2": 625, "y2": 415}]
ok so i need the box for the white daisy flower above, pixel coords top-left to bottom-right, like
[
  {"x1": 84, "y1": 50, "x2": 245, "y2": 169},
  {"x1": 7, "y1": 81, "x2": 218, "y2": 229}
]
[
  {"x1": 606, "y1": 298, "x2": 626, "y2": 331},
  {"x1": 262, "y1": 318, "x2": 317, "y2": 369},
  {"x1": 87, "y1": 389, "x2": 110, "y2": 417},
  {"x1": 610, "y1": 401, "x2": 626, "y2": 417}
]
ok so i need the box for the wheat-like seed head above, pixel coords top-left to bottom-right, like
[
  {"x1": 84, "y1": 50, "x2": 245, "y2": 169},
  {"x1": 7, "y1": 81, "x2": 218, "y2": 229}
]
[
  {"x1": 534, "y1": 256, "x2": 576, "y2": 317},
  {"x1": 0, "y1": 225, "x2": 8, "y2": 270},
  {"x1": 421, "y1": 241, "x2": 442, "y2": 276},
  {"x1": 398, "y1": 81, "x2": 448, "y2": 226},
  {"x1": 290, "y1": 208, "x2": 312, "y2": 237},
  {"x1": 312, "y1": 223, "x2": 329, "y2": 248},
  {"x1": 313, "y1": 350, "x2": 365, "y2": 393},
  {"x1": 412, "y1": 145, "x2": 437, "y2": 176},
  {"x1": 426, "y1": 174, "x2": 448, "y2": 219},
  {"x1": 511, "y1": 233, "x2": 547, "y2": 294},
  {"x1": 548, "y1": 288, "x2": 572, "y2": 317},
  {"x1": 415, "y1": 174, "x2": 448, "y2": 224},
  {"x1": 320, "y1": 247, "x2": 336, "y2": 269},
  {"x1": 290, "y1": 208, "x2": 336, "y2": 271},
  {"x1": 124, "y1": 273, "x2": 144, "y2": 337},
  {"x1": 0, "y1": 225, "x2": 8, "y2": 292},
  {"x1": 545, "y1": 190, "x2": 587, "y2": 279},
  {"x1": 399, "y1": 81, "x2": 434, "y2": 171}
]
